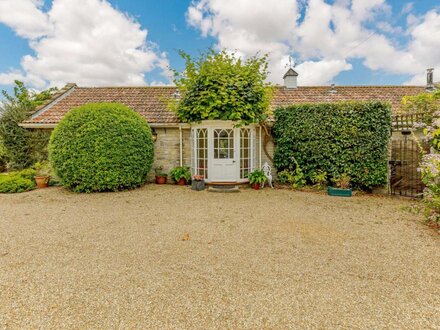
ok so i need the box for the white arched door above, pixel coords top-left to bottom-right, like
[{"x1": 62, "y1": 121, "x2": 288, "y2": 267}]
[
  {"x1": 211, "y1": 128, "x2": 236, "y2": 181},
  {"x1": 191, "y1": 121, "x2": 257, "y2": 183}
]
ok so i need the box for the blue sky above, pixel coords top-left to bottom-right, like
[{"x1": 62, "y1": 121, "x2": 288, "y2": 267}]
[{"x1": 0, "y1": 0, "x2": 439, "y2": 94}]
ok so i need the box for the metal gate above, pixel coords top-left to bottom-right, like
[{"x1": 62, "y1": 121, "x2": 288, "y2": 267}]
[{"x1": 389, "y1": 134, "x2": 427, "y2": 197}]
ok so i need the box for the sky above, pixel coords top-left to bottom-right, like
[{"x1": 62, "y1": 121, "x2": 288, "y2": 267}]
[{"x1": 0, "y1": 0, "x2": 439, "y2": 93}]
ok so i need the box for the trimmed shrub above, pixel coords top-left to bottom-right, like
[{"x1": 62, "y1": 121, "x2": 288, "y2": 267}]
[
  {"x1": 273, "y1": 101, "x2": 392, "y2": 189},
  {"x1": 49, "y1": 103, "x2": 154, "y2": 192},
  {"x1": 0, "y1": 169, "x2": 36, "y2": 193}
]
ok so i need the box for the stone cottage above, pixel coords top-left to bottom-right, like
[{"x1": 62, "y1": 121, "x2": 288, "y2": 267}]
[{"x1": 21, "y1": 69, "x2": 433, "y2": 184}]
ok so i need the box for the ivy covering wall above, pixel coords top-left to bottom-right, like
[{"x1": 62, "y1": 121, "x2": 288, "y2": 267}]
[{"x1": 273, "y1": 101, "x2": 392, "y2": 189}]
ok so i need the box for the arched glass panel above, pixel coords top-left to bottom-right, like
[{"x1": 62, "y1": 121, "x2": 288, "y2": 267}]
[{"x1": 214, "y1": 129, "x2": 234, "y2": 159}]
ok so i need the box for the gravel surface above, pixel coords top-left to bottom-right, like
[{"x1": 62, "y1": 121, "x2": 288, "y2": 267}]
[{"x1": 0, "y1": 185, "x2": 439, "y2": 329}]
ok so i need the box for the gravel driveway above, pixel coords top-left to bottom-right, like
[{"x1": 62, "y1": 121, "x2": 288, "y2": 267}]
[{"x1": 0, "y1": 185, "x2": 439, "y2": 329}]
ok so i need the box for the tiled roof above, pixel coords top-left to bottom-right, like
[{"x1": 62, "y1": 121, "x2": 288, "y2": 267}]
[
  {"x1": 24, "y1": 84, "x2": 428, "y2": 126},
  {"x1": 271, "y1": 85, "x2": 427, "y2": 113},
  {"x1": 24, "y1": 85, "x2": 179, "y2": 125}
]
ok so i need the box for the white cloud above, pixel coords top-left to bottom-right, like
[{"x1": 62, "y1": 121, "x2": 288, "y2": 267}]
[
  {"x1": 401, "y1": 2, "x2": 414, "y2": 16},
  {"x1": 0, "y1": 0, "x2": 171, "y2": 89},
  {"x1": 405, "y1": 10, "x2": 440, "y2": 84},
  {"x1": 296, "y1": 59, "x2": 352, "y2": 85},
  {"x1": 0, "y1": 0, "x2": 51, "y2": 39},
  {"x1": 350, "y1": 0, "x2": 391, "y2": 21},
  {"x1": 187, "y1": 0, "x2": 439, "y2": 85},
  {"x1": 187, "y1": 0, "x2": 299, "y2": 83}
]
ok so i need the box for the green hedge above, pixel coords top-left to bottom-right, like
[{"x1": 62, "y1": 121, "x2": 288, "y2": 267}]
[
  {"x1": 0, "y1": 168, "x2": 36, "y2": 193},
  {"x1": 49, "y1": 103, "x2": 154, "y2": 192},
  {"x1": 273, "y1": 101, "x2": 392, "y2": 189}
]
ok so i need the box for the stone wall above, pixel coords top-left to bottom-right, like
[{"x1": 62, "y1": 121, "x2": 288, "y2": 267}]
[
  {"x1": 149, "y1": 127, "x2": 191, "y2": 181},
  {"x1": 261, "y1": 129, "x2": 275, "y2": 173}
]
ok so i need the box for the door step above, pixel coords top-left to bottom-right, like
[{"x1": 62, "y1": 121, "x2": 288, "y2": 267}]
[{"x1": 207, "y1": 185, "x2": 240, "y2": 193}]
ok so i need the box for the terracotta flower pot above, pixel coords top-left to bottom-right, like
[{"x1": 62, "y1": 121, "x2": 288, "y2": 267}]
[
  {"x1": 35, "y1": 176, "x2": 50, "y2": 188},
  {"x1": 251, "y1": 183, "x2": 260, "y2": 190},
  {"x1": 177, "y1": 178, "x2": 187, "y2": 186},
  {"x1": 155, "y1": 176, "x2": 167, "y2": 184}
]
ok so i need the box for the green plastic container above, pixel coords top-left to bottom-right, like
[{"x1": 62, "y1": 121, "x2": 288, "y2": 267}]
[{"x1": 328, "y1": 186, "x2": 352, "y2": 197}]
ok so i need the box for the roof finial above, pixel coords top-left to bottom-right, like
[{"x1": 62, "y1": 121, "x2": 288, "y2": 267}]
[{"x1": 285, "y1": 56, "x2": 296, "y2": 69}]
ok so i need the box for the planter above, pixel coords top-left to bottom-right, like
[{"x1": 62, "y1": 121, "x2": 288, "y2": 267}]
[
  {"x1": 251, "y1": 183, "x2": 261, "y2": 190},
  {"x1": 155, "y1": 176, "x2": 167, "y2": 184},
  {"x1": 177, "y1": 178, "x2": 187, "y2": 186},
  {"x1": 35, "y1": 176, "x2": 50, "y2": 189},
  {"x1": 191, "y1": 180, "x2": 205, "y2": 191},
  {"x1": 328, "y1": 186, "x2": 352, "y2": 197}
]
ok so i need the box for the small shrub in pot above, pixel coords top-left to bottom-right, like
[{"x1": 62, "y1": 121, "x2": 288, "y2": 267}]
[
  {"x1": 34, "y1": 161, "x2": 51, "y2": 188},
  {"x1": 154, "y1": 166, "x2": 168, "y2": 184},
  {"x1": 248, "y1": 169, "x2": 267, "y2": 190},
  {"x1": 191, "y1": 174, "x2": 205, "y2": 191},
  {"x1": 169, "y1": 166, "x2": 191, "y2": 185},
  {"x1": 328, "y1": 173, "x2": 352, "y2": 197}
]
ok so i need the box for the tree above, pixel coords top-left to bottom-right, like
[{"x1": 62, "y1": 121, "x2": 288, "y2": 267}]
[
  {"x1": 171, "y1": 50, "x2": 272, "y2": 126},
  {"x1": 401, "y1": 86, "x2": 440, "y2": 127},
  {"x1": 0, "y1": 81, "x2": 57, "y2": 170},
  {"x1": 402, "y1": 86, "x2": 440, "y2": 223}
]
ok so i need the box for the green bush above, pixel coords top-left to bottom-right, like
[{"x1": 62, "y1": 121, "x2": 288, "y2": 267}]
[
  {"x1": 273, "y1": 101, "x2": 391, "y2": 189},
  {"x1": 276, "y1": 163, "x2": 306, "y2": 189},
  {"x1": 172, "y1": 50, "x2": 271, "y2": 126},
  {"x1": 248, "y1": 169, "x2": 267, "y2": 185},
  {"x1": 0, "y1": 139, "x2": 6, "y2": 172},
  {"x1": 49, "y1": 103, "x2": 154, "y2": 192},
  {"x1": 0, "y1": 169, "x2": 36, "y2": 193},
  {"x1": 169, "y1": 166, "x2": 191, "y2": 182}
]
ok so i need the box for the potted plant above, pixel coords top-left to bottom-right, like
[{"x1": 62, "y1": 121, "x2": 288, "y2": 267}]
[
  {"x1": 34, "y1": 161, "x2": 51, "y2": 188},
  {"x1": 328, "y1": 173, "x2": 352, "y2": 197},
  {"x1": 154, "y1": 166, "x2": 167, "y2": 184},
  {"x1": 169, "y1": 166, "x2": 191, "y2": 185},
  {"x1": 248, "y1": 169, "x2": 267, "y2": 190},
  {"x1": 191, "y1": 174, "x2": 205, "y2": 191}
]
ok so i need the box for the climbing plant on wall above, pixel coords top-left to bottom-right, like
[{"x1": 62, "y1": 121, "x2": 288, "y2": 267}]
[
  {"x1": 171, "y1": 50, "x2": 272, "y2": 126},
  {"x1": 273, "y1": 101, "x2": 392, "y2": 189}
]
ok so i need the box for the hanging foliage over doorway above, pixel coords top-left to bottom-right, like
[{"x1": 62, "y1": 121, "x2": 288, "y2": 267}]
[{"x1": 171, "y1": 50, "x2": 272, "y2": 126}]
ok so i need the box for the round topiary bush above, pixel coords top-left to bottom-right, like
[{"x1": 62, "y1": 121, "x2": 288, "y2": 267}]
[{"x1": 49, "y1": 103, "x2": 154, "y2": 192}]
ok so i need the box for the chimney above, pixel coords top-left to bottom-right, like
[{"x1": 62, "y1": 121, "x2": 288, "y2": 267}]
[
  {"x1": 283, "y1": 68, "x2": 299, "y2": 89},
  {"x1": 426, "y1": 68, "x2": 434, "y2": 91}
]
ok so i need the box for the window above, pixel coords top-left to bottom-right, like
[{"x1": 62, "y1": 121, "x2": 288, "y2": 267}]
[
  {"x1": 196, "y1": 128, "x2": 208, "y2": 178},
  {"x1": 240, "y1": 128, "x2": 252, "y2": 178},
  {"x1": 214, "y1": 129, "x2": 234, "y2": 159}
]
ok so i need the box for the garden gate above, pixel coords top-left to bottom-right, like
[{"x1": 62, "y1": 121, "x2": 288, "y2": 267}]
[{"x1": 389, "y1": 114, "x2": 428, "y2": 198}]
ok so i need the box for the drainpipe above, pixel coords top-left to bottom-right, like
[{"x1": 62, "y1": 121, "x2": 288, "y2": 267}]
[
  {"x1": 179, "y1": 124, "x2": 183, "y2": 166},
  {"x1": 259, "y1": 126, "x2": 262, "y2": 168}
]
